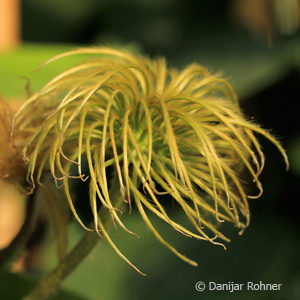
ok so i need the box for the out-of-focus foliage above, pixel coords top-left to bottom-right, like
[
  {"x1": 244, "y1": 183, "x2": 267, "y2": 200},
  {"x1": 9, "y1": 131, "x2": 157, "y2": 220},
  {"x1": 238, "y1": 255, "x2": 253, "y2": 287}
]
[
  {"x1": 1, "y1": 0, "x2": 300, "y2": 99},
  {"x1": 0, "y1": 270, "x2": 85, "y2": 299}
]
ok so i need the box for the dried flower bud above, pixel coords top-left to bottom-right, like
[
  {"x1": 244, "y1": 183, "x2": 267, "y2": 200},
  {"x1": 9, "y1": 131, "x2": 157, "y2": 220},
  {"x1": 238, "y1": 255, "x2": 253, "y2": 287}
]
[{"x1": 0, "y1": 100, "x2": 26, "y2": 188}]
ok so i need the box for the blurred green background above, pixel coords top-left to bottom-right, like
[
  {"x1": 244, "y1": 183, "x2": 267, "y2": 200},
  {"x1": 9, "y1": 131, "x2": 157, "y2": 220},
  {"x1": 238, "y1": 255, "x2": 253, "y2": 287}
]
[{"x1": 1, "y1": 0, "x2": 300, "y2": 299}]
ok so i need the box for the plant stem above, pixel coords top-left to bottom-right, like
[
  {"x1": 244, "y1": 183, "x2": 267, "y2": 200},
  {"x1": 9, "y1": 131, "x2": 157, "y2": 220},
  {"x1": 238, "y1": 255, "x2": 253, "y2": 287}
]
[
  {"x1": 23, "y1": 228, "x2": 100, "y2": 300},
  {"x1": 23, "y1": 179, "x2": 124, "y2": 300}
]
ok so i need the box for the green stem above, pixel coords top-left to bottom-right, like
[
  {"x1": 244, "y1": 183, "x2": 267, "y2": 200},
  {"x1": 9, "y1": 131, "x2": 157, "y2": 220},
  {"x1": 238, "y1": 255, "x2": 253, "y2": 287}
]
[
  {"x1": 23, "y1": 180, "x2": 124, "y2": 300},
  {"x1": 23, "y1": 228, "x2": 100, "y2": 300}
]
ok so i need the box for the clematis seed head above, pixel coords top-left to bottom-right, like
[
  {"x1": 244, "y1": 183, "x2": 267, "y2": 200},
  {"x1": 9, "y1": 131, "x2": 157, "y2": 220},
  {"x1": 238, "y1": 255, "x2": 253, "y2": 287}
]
[{"x1": 13, "y1": 47, "x2": 289, "y2": 269}]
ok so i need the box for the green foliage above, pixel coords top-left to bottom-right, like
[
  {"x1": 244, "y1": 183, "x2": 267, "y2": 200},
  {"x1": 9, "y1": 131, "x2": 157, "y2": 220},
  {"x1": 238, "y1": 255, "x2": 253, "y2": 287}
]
[{"x1": 0, "y1": 271, "x2": 85, "y2": 300}]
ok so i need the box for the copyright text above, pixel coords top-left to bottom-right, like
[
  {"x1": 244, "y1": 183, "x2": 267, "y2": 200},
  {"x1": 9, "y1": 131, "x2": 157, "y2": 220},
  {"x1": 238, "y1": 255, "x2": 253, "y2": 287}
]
[{"x1": 195, "y1": 281, "x2": 282, "y2": 292}]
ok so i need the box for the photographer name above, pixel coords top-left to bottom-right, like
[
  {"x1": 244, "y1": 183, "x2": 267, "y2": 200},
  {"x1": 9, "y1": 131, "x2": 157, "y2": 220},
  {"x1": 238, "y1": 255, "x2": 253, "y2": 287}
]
[{"x1": 208, "y1": 281, "x2": 282, "y2": 292}]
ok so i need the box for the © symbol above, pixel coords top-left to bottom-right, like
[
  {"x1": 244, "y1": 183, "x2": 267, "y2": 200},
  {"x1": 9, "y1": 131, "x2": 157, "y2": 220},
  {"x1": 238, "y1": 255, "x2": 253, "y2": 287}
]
[{"x1": 195, "y1": 281, "x2": 206, "y2": 292}]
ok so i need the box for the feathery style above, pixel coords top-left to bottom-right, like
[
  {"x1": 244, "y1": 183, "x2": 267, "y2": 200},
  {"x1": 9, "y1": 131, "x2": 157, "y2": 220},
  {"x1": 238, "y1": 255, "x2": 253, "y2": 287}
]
[{"x1": 13, "y1": 47, "x2": 289, "y2": 270}]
